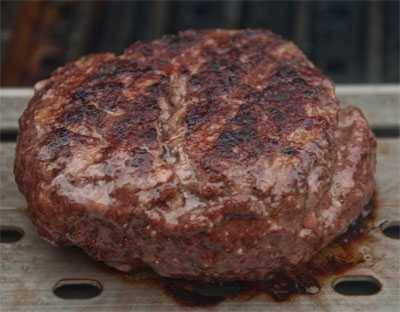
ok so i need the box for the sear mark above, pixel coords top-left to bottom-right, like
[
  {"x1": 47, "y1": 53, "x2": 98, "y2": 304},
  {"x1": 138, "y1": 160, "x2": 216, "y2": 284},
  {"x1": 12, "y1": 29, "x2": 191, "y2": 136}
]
[
  {"x1": 42, "y1": 128, "x2": 73, "y2": 160},
  {"x1": 71, "y1": 87, "x2": 90, "y2": 103},
  {"x1": 280, "y1": 146, "x2": 297, "y2": 156},
  {"x1": 139, "y1": 127, "x2": 158, "y2": 144},
  {"x1": 185, "y1": 100, "x2": 216, "y2": 131},
  {"x1": 63, "y1": 104, "x2": 105, "y2": 125},
  {"x1": 94, "y1": 59, "x2": 140, "y2": 79},
  {"x1": 70, "y1": 81, "x2": 126, "y2": 112},
  {"x1": 216, "y1": 128, "x2": 256, "y2": 152},
  {"x1": 266, "y1": 107, "x2": 285, "y2": 123},
  {"x1": 232, "y1": 104, "x2": 256, "y2": 126}
]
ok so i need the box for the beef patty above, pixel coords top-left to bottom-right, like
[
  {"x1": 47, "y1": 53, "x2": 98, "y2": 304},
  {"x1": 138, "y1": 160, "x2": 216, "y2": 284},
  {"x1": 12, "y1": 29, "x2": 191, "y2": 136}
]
[{"x1": 15, "y1": 29, "x2": 376, "y2": 281}]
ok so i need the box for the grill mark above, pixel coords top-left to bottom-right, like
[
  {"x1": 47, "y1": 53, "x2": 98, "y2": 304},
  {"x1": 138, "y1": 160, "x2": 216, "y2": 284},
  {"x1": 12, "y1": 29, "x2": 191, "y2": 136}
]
[
  {"x1": 42, "y1": 30, "x2": 332, "y2": 168},
  {"x1": 28, "y1": 29, "x2": 338, "y2": 189},
  {"x1": 215, "y1": 128, "x2": 257, "y2": 153},
  {"x1": 62, "y1": 104, "x2": 105, "y2": 125}
]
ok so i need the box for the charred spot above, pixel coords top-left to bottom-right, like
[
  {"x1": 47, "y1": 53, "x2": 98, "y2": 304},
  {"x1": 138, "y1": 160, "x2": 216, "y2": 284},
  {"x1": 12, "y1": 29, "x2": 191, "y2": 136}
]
[
  {"x1": 292, "y1": 77, "x2": 307, "y2": 87},
  {"x1": 250, "y1": 139, "x2": 268, "y2": 156},
  {"x1": 270, "y1": 66, "x2": 313, "y2": 95},
  {"x1": 49, "y1": 128, "x2": 70, "y2": 145},
  {"x1": 95, "y1": 62, "x2": 122, "y2": 78},
  {"x1": 213, "y1": 57, "x2": 230, "y2": 70},
  {"x1": 45, "y1": 128, "x2": 72, "y2": 159},
  {"x1": 270, "y1": 138, "x2": 279, "y2": 145},
  {"x1": 142, "y1": 96, "x2": 159, "y2": 111},
  {"x1": 245, "y1": 90, "x2": 264, "y2": 103},
  {"x1": 144, "y1": 96, "x2": 160, "y2": 115},
  {"x1": 274, "y1": 65, "x2": 299, "y2": 81},
  {"x1": 204, "y1": 55, "x2": 242, "y2": 76},
  {"x1": 71, "y1": 88, "x2": 89, "y2": 103},
  {"x1": 146, "y1": 80, "x2": 168, "y2": 97},
  {"x1": 267, "y1": 107, "x2": 285, "y2": 123},
  {"x1": 92, "y1": 80, "x2": 124, "y2": 93},
  {"x1": 99, "y1": 96, "x2": 125, "y2": 112},
  {"x1": 111, "y1": 97, "x2": 159, "y2": 143},
  {"x1": 263, "y1": 87, "x2": 290, "y2": 102},
  {"x1": 303, "y1": 88, "x2": 318, "y2": 99},
  {"x1": 180, "y1": 66, "x2": 190, "y2": 75},
  {"x1": 226, "y1": 47, "x2": 242, "y2": 59},
  {"x1": 126, "y1": 148, "x2": 153, "y2": 168},
  {"x1": 160, "y1": 75, "x2": 169, "y2": 83},
  {"x1": 232, "y1": 104, "x2": 255, "y2": 126},
  {"x1": 265, "y1": 66, "x2": 321, "y2": 105},
  {"x1": 128, "y1": 96, "x2": 160, "y2": 125},
  {"x1": 98, "y1": 59, "x2": 137, "y2": 76},
  {"x1": 200, "y1": 73, "x2": 233, "y2": 96},
  {"x1": 189, "y1": 74, "x2": 202, "y2": 87},
  {"x1": 271, "y1": 93, "x2": 290, "y2": 102},
  {"x1": 90, "y1": 81, "x2": 123, "y2": 92},
  {"x1": 226, "y1": 71, "x2": 242, "y2": 85},
  {"x1": 185, "y1": 101, "x2": 215, "y2": 131},
  {"x1": 112, "y1": 118, "x2": 132, "y2": 141},
  {"x1": 139, "y1": 127, "x2": 158, "y2": 143},
  {"x1": 75, "y1": 81, "x2": 125, "y2": 112},
  {"x1": 63, "y1": 105, "x2": 104, "y2": 125},
  {"x1": 89, "y1": 59, "x2": 148, "y2": 82},
  {"x1": 249, "y1": 137, "x2": 281, "y2": 157},
  {"x1": 216, "y1": 128, "x2": 256, "y2": 152},
  {"x1": 246, "y1": 51, "x2": 268, "y2": 66},
  {"x1": 210, "y1": 62, "x2": 220, "y2": 72},
  {"x1": 141, "y1": 65, "x2": 153, "y2": 73},
  {"x1": 188, "y1": 55, "x2": 244, "y2": 97},
  {"x1": 280, "y1": 146, "x2": 297, "y2": 156},
  {"x1": 228, "y1": 62, "x2": 243, "y2": 73},
  {"x1": 223, "y1": 211, "x2": 259, "y2": 222}
]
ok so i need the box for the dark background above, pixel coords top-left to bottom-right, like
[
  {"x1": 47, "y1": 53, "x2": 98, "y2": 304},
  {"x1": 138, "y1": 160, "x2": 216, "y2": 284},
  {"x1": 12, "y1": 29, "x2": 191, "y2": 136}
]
[{"x1": 1, "y1": 0, "x2": 399, "y2": 87}]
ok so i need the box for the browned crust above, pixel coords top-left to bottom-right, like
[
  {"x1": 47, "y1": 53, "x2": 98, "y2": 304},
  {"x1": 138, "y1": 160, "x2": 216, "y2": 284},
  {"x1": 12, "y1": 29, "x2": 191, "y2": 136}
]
[{"x1": 14, "y1": 29, "x2": 376, "y2": 281}]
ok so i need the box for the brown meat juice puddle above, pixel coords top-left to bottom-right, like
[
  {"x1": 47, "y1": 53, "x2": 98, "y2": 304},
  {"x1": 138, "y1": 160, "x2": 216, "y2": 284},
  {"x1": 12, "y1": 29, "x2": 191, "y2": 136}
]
[{"x1": 113, "y1": 196, "x2": 378, "y2": 307}]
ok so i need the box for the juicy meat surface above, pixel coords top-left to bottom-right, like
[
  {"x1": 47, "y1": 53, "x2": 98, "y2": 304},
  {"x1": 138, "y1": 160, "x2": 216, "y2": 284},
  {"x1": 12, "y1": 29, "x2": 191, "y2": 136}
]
[{"x1": 14, "y1": 29, "x2": 376, "y2": 281}]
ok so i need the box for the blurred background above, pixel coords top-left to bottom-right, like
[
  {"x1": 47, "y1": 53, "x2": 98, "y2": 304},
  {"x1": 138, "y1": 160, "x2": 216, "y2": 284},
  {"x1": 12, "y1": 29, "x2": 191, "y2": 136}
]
[{"x1": 1, "y1": 0, "x2": 399, "y2": 87}]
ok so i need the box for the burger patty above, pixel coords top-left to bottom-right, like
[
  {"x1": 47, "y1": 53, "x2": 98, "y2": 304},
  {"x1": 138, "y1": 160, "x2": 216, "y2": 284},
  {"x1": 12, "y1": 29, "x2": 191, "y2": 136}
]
[{"x1": 14, "y1": 29, "x2": 376, "y2": 281}]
